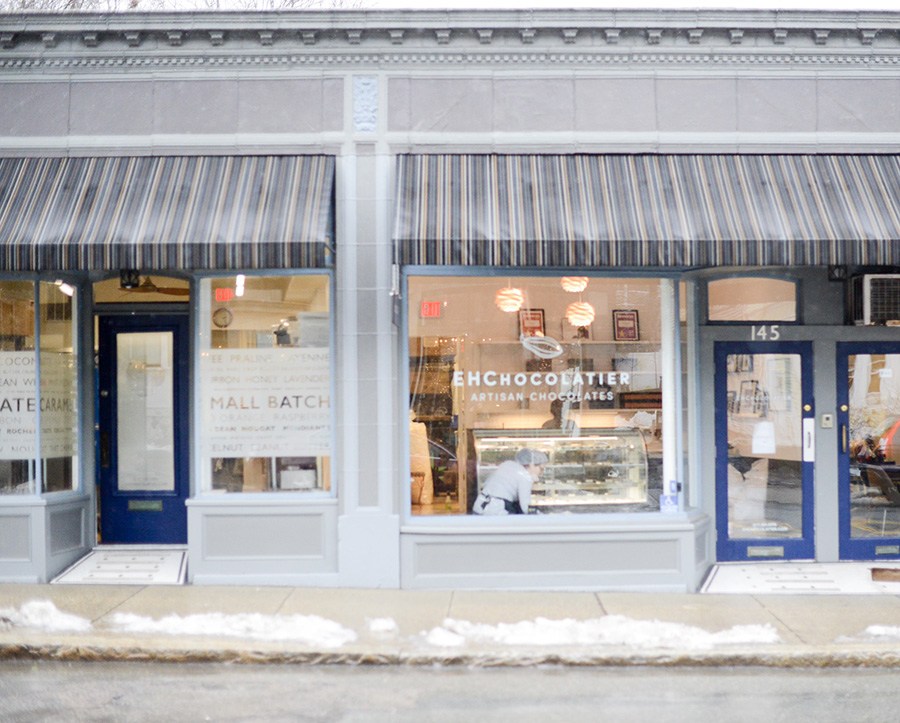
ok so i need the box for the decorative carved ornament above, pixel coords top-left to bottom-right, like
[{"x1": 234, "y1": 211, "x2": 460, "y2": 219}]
[{"x1": 0, "y1": 12, "x2": 896, "y2": 72}]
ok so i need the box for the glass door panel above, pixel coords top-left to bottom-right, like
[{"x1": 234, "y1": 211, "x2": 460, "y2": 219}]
[
  {"x1": 839, "y1": 344, "x2": 900, "y2": 559},
  {"x1": 715, "y1": 342, "x2": 814, "y2": 561},
  {"x1": 115, "y1": 332, "x2": 175, "y2": 493}
]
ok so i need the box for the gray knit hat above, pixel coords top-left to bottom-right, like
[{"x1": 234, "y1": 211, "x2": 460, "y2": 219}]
[{"x1": 515, "y1": 448, "x2": 549, "y2": 466}]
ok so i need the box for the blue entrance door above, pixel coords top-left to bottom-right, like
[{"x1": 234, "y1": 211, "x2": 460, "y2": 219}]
[
  {"x1": 837, "y1": 343, "x2": 900, "y2": 561},
  {"x1": 98, "y1": 315, "x2": 189, "y2": 544},
  {"x1": 714, "y1": 342, "x2": 815, "y2": 561}
]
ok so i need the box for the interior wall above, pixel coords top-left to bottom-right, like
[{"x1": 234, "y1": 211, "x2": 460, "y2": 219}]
[{"x1": 409, "y1": 277, "x2": 663, "y2": 343}]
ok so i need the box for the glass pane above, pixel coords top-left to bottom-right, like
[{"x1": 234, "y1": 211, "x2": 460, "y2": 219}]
[
  {"x1": 93, "y1": 274, "x2": 189, "y2": 304},
  {"x1": 40, "y1": 281, "x2": 78, "y2": 493},
  {"x1": 709, "y1": 278, "x2": 797, "y2": 322},
  {"x1": 116, "y1": 332, "x2": 174, "y2": 492},
  {"x1": 199, "y1": 274, "x2": 332, "y2": 493},
  {"x1": 848, "y1": 353, "x2": 900, "y2": 539},
  {"x1": 725, "y1": 353, "x2": 803, "y2": 538},
  {"x1": 407, "y1": 275, "x2": 665, "y2": 516},
  {"x1": 0, "y1": 281, "x2": 36, "y2": 495}
]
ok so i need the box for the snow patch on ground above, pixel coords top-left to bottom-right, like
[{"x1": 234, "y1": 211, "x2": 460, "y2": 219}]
[
  {"x1": 425, "y1": 626, "x2": 467, "y2": 648},
  {"x1": 425, "y1": 615, "x2": 782, "y2": 650},
  {"x1": 0, "y1": 600, "x2": 92, "y2": 633},
  {"x1": 107, "y1": 611, "x2": 358, "y2": 647},
  {"x1": 0, "y1": 600, "x2": 817, "y2": 652},
  {"x1": 366, "y1": 617, "x2": 399, "y2": 635},
  {"x1": 860, "y1": 625, "x2": 900, "y2": 640}
]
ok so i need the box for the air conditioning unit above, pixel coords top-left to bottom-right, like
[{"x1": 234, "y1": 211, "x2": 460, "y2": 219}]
[{"x1": 850, "y1": 274, "x2": 900, "y2": 326}]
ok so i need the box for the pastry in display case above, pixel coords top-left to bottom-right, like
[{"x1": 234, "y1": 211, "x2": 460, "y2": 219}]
[{"x1": 472, "y1": 428, "x2": 648, "y2": 511}]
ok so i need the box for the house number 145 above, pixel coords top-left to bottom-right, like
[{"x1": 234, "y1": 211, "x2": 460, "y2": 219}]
[{"x1": 751, "y1": 325, "x2": 780, "y2": 341}]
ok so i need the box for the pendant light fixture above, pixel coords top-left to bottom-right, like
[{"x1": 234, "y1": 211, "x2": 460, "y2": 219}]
[
  {"x1": 560, "y1": 276, "x2": 588, "y2": 293},
  {"x1": 494, "y1": 281, "x2": 525, "y2": 313},
  {"x1": 565, "y1": 300, "x2": 595, "y2": 327},
  {"x1": 562, "y1": 275, "x2": 593, "y2": 326}
]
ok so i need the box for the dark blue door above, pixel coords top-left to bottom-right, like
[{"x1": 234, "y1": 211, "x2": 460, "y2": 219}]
[
  {"x1": 715, "y1": 342, "x2": 815, "y2": 561},
  {"x1": 837, "y1": 343, "x2": 900, "y2": 561},
  {"x1": 98, "y1": 315, "x2": 189, "y2": 544}
]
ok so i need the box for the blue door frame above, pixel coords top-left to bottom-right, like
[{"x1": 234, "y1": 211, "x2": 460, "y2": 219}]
[
  {"x1": 97, "y1": 314, "x2": 189, "y2": 545},
  {"x1": 837, "y1": 342, "x2": 900, "y2": 561},
  {"x1": 714, "y1": 341, "x2": 815, "y2": 561}
]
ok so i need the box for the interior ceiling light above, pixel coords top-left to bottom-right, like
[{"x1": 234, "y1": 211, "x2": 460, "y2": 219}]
[
  {"x1": 54, "y1": 280, "x2": 74, "y2": 297},
  {"x1": 495, "y1": 286, "x2": 525, "y2": 313},
  {"x1": 566, "y1": 301, "x2": 595, "y2": 327},
  {"x1": 119, "y1": 269, "x2": 141, "y2": 289},
  {"x1": 561, "y1": 276, "x2": 588, "y2": 293}
]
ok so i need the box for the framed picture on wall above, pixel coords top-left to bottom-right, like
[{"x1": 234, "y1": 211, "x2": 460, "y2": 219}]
[
  {"x1": 613, "y1": 309, "x2": 640, "y2": 341},
  {"x1": 766, "y1": 356, "x2": 792, "y2": 411},
  {"x1": 726, "y1": 391, "x2": 737, "y2": 412},
  {"x1": 738, "y1": 380, "x2": 759, "y2": 416},
  {"x1": 561, "y1": 319, "x2": 593, "y2": 340},
  {"x1": 519, "y1": 308, "x2": 545, "y2": 337}
]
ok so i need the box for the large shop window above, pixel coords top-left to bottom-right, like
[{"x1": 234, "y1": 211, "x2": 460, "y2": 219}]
[
  {"x1": 199, "y1": 274, "x2": 332, "y2": 493},
  {"x1": 408, "y1": 275, "x2": 665, "y2": 516},
  {"x1": 0, "y1": 280, "x2": 78, "y2": 495}
]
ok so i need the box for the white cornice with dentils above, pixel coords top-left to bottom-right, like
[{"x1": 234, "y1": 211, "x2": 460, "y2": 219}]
[{"x1": 0, "y1": 9, "x2": 897, "y2": 73}]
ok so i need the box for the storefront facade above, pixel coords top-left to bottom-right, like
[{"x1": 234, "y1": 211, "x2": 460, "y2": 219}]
[{"x1": 0, "y1": 9, "x2": 898, "y2": 589}]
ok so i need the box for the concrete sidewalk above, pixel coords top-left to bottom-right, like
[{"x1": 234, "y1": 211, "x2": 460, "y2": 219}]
[{"x1": 2, "y1": 583, "x2": 900, "y2": 668}]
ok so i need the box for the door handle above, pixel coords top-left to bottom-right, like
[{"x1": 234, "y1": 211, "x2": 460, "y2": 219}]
[
  {"x1": 100, "y1": 432, "x2": 111, "y2": 468},
  {"x1": 802, "y1": 418, "x2": 815, "y2": 462},
  {"x1": 841, "y1": 424, "x2": 848, "y2": 455}
]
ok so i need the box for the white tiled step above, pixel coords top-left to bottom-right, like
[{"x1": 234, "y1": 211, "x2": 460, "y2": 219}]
[
  {"x1": 52, "y1": 548, "x2": 187, "y2": 585},
  {"x1": 702, "y1": 562, "x2": 900, "y2": 594}
]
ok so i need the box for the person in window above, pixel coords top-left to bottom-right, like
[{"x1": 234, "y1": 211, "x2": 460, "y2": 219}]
[
  {"x1": 854, "y1": 435, "x2": 885, "y2": 464},
  {"x1": 473, "y1": 448, "x2": 548, "y2": 515},
  {"x1": 541, "y1": 398, "x2": 578, "y2": 432},
  {"x1": 851, "y1": 436, "x2": 900, "y2": 504},
  {"x1": 542, "y1": 398, "x2": 565, "y2": 429}
]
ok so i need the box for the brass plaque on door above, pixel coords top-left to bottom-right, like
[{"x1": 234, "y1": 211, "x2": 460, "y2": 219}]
[
  {"x1": 875, "y1": 545, "x2": 900, "y2": 556},
  {"x1": 128, "y1": 500, "x2": 163, "y2": 512},
  {"x1": 747, "y1": 546, "x2": 785, "y2": 558}
]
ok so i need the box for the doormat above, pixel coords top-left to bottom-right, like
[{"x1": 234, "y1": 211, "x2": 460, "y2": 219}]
[
  {"x1": 872, "y1": 567, "x2": 900, "y2": 583},
  {"x1": 701, "y1": 562, "x2": 900, "y2": 594},
  {"x1": 51, "y1": 547, "x2": 187, "y2": 585}
]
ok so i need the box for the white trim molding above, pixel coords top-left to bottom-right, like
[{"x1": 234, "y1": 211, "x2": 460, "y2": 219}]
[{"x1": 0, "y1": 10, "x2": 897, "y2": 75}]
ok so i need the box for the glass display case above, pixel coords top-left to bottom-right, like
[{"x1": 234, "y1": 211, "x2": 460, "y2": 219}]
[{"x1": 472, "y1": 428, "x2": 648, "y2": 510}]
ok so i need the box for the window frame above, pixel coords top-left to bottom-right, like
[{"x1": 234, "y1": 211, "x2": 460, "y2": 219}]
[
  {"x1": 704, "y1": 274, "x2": 802, "y2": 325},
  {"x1": 0, "y1": 275, "x2": 82, "y2": 498},
  {"x1": 193, "y1": 269, "x2": 337, "y2": 499},
  {"x1": 401, "y1": 266, "x2": 684, "y2": 526}
]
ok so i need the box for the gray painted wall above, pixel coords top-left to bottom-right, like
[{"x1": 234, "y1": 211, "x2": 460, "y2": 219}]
[{"x1": 1, "y1": 9, "x2": 898, "y2": 587}]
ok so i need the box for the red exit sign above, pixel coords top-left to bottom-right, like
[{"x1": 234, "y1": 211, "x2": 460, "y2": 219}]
[
  {"x1": 420, "y1": 301, "x2": 442, "y2": 318},
  {"x1": 215, "y1": 288, "x2": 235, "y2": 303}
]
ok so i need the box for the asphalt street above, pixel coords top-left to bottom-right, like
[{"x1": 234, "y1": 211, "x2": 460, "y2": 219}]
[{"x1": 2, "y1": 661, "x2": 898, "y2": 723}]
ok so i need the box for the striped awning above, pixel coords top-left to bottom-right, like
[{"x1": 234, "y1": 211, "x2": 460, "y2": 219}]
[
  {"x1": 0, "y1": 155, "x2": 334, "y2": 271},
  {"x1": 393, "y1": 154, "x2": 900, "y2": 267}
]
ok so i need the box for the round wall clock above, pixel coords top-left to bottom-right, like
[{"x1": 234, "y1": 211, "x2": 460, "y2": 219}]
[{"x1": 212, "y1": 307, "x2": 233, "y2": 328}]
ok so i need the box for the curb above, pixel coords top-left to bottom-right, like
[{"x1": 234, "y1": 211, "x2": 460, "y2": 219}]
[{"x1": 4, "y1": 641, "x2": 900, "y2": 669}]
